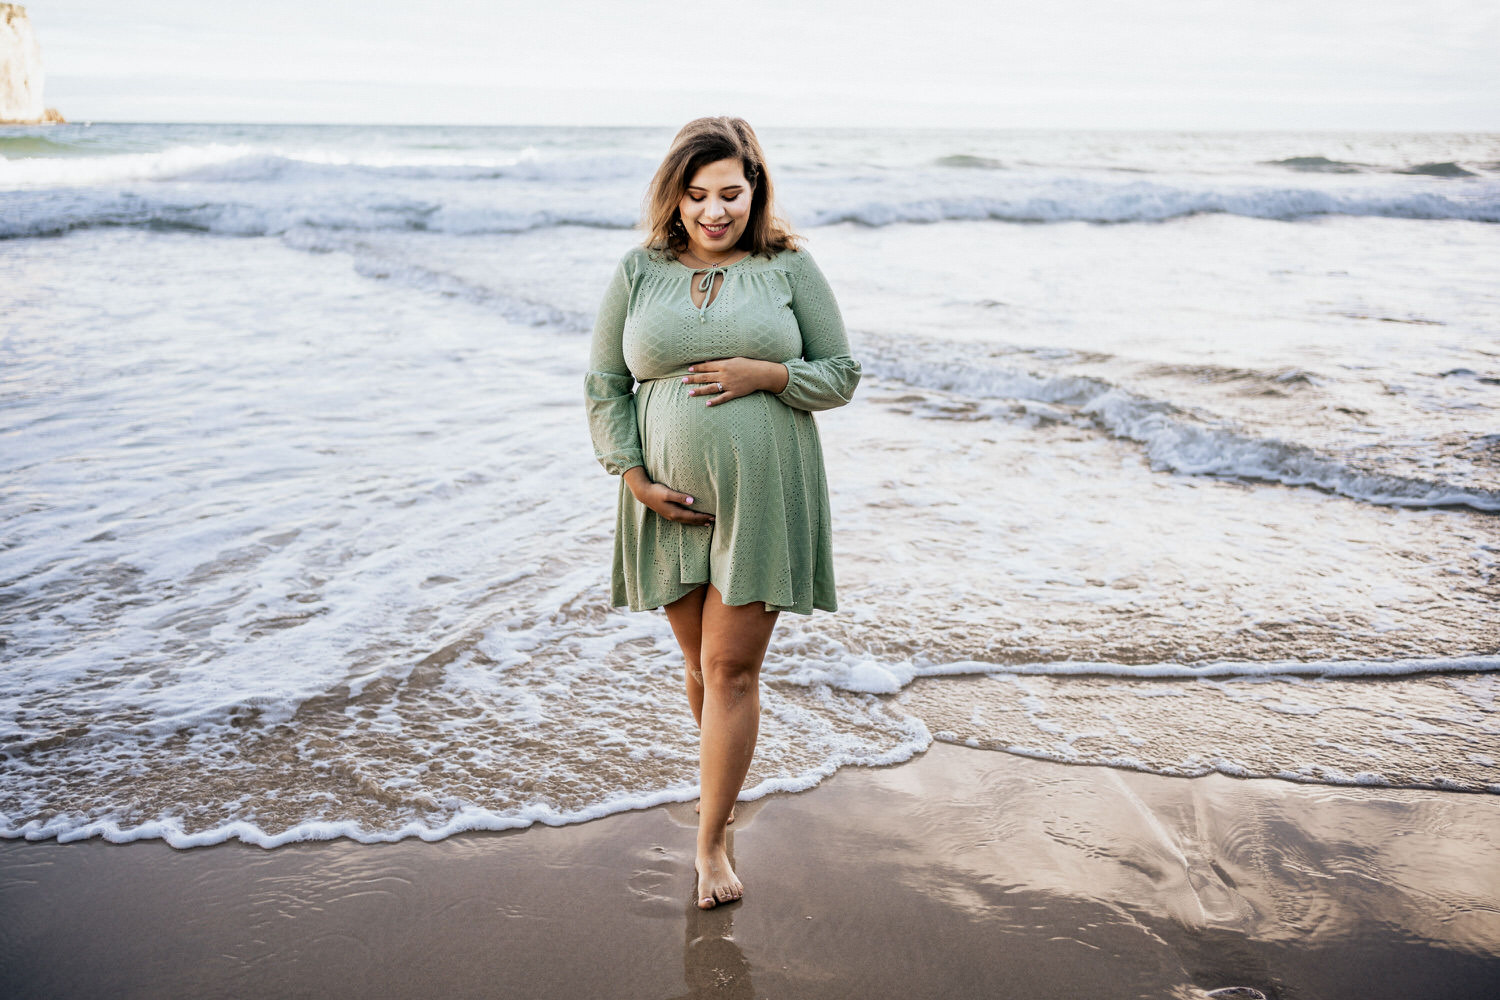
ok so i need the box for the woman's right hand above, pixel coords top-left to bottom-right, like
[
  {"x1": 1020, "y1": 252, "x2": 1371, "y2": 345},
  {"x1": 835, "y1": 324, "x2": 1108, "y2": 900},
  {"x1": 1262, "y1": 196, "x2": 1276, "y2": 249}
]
[{"x1": 623, "y1": 467, "x2": 715, "y2": 526}]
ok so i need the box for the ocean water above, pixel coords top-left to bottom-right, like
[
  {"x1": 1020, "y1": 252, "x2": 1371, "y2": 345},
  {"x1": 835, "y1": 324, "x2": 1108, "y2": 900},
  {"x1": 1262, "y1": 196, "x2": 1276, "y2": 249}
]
[{"x1": 2, "y1": 123, "x2": 1498, "y2": 847}]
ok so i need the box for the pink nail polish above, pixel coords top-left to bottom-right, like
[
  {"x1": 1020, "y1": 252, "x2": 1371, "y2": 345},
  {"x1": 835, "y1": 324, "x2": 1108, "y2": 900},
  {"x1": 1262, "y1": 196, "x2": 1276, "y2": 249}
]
[
  {"x1": 685, "y1": 496, "x2": 694, "y2": 504},
  {"x1": 681, "y1": 376, "x2": 689, "y2": 383}
]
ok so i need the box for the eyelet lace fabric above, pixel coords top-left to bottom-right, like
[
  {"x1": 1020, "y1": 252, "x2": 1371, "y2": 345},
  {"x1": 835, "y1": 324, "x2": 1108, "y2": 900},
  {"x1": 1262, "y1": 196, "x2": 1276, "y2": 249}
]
[{"x1": 584, "y1": 246, "x2": 861, "y2": 614}]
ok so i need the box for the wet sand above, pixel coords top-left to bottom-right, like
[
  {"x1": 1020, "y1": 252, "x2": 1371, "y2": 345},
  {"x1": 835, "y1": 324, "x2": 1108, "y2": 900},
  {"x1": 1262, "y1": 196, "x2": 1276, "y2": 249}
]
[{"x1": 3, "y1": 743, "x2": 1498, "y2": 1000}]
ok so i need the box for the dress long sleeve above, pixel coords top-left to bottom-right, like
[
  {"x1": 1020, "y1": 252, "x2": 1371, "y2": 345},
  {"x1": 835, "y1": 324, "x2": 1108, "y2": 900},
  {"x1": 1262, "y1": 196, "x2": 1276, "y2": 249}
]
[
  {"x1": 585, "y1": 255, "x2": 645, "y2": 475},
  {"x1": 777, "y1": 250, "x2": 862, "y2": 412}
]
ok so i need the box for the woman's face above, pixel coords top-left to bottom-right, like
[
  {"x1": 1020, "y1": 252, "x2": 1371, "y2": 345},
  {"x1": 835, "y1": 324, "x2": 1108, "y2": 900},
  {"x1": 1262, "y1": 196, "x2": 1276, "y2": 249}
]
[{"x1": 677, "y1": 157, "x2": 753, "y2": 260}]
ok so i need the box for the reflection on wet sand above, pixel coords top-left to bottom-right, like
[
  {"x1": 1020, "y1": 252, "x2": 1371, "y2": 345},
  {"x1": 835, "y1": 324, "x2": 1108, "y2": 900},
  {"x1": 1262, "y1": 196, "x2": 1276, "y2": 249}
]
[
  {"x1": 672, "y1": 845, "x2": 755, "y2": 1000},
  {"x1": 722, "y1": 745, "x2": 1500, "y2": 999}
]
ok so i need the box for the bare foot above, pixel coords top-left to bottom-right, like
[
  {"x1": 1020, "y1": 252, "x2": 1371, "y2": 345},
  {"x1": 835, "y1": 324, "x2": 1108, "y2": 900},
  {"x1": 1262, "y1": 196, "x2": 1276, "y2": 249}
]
[
  {"x1": 695, "y1": 846, "x2": 743, "y2": 909},
  {"x1": 695, "y1": 801, "x2": 736, "y2": 824}
]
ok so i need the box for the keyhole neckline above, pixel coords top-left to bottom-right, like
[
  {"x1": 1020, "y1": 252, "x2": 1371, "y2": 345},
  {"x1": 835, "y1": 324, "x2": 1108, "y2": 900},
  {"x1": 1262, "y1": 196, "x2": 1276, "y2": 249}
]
[{"x1": 690, "y1": 266, "x2": 730, "y2": 321}]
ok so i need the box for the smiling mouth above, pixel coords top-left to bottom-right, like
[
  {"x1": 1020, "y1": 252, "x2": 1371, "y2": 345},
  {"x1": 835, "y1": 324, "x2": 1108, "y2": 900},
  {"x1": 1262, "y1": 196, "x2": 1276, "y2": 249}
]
[{"x1": 700, "y1": 222, "x2": 730, "y2": 237}]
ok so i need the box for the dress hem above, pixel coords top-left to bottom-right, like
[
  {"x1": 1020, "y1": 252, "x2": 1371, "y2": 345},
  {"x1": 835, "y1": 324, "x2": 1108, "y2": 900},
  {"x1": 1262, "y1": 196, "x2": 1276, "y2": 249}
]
[{"x1": 609, "y1": 588, "x2": 836, "y2": 616}]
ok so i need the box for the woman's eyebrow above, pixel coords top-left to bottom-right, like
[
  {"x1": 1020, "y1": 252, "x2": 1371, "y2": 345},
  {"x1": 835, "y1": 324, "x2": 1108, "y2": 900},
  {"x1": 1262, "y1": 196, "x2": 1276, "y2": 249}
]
[{"x1": 686, "y1": 184, "x2": 745, "y2": 193}]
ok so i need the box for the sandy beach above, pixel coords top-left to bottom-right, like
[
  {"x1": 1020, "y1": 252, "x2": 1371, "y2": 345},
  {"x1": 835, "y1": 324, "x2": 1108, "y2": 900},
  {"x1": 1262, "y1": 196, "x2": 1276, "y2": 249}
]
[
  {"x1": 5, "y1": 0, "x2": 1500, "y2": 985},
  {"x1": 4, "y1": 123, "x2": 1499, "y2": 999},
  {"x1": 4, "y1": 744, "x2": 1497, "y2": 1000}
]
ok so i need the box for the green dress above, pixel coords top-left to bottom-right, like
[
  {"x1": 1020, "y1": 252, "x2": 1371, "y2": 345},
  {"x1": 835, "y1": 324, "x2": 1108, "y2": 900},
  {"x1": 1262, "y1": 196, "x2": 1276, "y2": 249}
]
[{"x1": 585, "y1": 245, "x2": 861, "y2": 614}]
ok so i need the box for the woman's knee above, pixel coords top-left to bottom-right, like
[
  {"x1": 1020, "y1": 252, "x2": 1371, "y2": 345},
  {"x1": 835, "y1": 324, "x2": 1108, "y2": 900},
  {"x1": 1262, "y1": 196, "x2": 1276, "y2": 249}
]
[{"x1": 699, "y1": 650, "x2": 760, "y2": 697}]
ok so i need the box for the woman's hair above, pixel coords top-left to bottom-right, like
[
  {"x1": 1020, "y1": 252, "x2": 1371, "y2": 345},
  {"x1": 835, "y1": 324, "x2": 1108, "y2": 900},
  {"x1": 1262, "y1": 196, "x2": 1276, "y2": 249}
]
[{"x1": 641, "y1": 116, "x2": 799, "y2": 259}]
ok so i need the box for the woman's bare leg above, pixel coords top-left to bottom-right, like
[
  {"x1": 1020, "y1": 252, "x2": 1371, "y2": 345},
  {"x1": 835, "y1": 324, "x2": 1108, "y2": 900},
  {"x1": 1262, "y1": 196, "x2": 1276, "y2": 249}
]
[
  {"x1": 664, "y1": 586, "x2": 707, "y2": 726},
  {"x1": 664, "y1": 585, "x2": 736, "y2": 825},
  {"x1": 692, "y1": 584, "x2": 778, "y2": 908}
]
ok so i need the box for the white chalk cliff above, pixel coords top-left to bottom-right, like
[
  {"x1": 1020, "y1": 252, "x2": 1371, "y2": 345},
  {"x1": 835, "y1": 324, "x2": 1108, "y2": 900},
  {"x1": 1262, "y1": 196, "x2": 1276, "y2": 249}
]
[{"x1": 1, "y1": 4, "x2": 63, "y2": 124}]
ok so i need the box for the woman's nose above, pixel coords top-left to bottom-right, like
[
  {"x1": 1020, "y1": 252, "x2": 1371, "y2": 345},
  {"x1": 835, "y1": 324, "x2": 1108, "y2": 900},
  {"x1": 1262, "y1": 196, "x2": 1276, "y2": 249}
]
[{"x1": 702, "y1": 199, "x2": 726, "y2": 220}]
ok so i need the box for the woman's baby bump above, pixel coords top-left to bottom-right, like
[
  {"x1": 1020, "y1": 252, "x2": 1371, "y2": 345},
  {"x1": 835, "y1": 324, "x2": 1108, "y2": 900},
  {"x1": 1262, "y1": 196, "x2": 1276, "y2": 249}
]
[{"x1": 637, "y1": 377, "x2": 782, "y2": 517}]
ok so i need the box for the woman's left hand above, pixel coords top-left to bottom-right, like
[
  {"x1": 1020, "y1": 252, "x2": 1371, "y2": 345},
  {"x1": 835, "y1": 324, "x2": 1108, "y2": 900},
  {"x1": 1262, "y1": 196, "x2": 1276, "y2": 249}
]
[{"x1": 683, "y1": 358, "x2": 790, "y2": 406}]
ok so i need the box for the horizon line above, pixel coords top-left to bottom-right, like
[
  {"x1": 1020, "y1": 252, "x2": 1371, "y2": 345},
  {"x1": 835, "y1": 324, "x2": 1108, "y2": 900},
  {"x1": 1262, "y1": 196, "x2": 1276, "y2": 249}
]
[{"x1": 13, "y1": 120, "x2": 1500, "y2": 135}]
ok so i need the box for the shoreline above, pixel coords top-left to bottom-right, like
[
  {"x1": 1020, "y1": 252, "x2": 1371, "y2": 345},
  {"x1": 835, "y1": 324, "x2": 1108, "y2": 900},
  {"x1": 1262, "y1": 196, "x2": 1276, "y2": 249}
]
[
  {"x1": 7, "y1": 668, "x2": 1495, "y2": 850},
  {"x1": 4, "y1": 743, "x2": 1497, "y2": 1000}
]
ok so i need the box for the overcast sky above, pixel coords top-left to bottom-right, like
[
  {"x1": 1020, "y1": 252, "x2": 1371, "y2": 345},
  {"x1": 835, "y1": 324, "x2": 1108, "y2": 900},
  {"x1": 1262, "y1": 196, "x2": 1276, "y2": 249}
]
[{"x1": 30, "y1": 0, "x2": 1500, "y2": 129}]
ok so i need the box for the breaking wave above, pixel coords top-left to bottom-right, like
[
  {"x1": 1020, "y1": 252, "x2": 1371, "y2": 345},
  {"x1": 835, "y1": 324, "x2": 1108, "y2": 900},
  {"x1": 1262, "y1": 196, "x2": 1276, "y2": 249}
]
[{"x1": 864, "y1": 347, "x2": 1500, "y2": 512}]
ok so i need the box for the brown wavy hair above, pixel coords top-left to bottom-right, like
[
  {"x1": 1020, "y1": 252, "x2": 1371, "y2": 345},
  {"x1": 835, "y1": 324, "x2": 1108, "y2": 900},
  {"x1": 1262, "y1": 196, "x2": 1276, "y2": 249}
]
[{"x1": 641, "y1": 116, "x2": 799, "y2": 259}]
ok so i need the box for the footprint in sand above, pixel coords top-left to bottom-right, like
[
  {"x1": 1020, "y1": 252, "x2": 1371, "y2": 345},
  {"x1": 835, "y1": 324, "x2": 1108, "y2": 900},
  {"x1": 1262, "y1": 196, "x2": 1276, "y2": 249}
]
[{"x1": 626, "y1": 844, "x2": 688, "y2": 920}]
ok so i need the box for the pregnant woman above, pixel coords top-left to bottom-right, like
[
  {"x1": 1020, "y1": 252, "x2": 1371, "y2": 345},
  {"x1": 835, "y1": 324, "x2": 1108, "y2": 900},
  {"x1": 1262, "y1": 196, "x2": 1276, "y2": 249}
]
[{"x1": 585, "y1": 117, "x2": 861, "y2": 909}]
